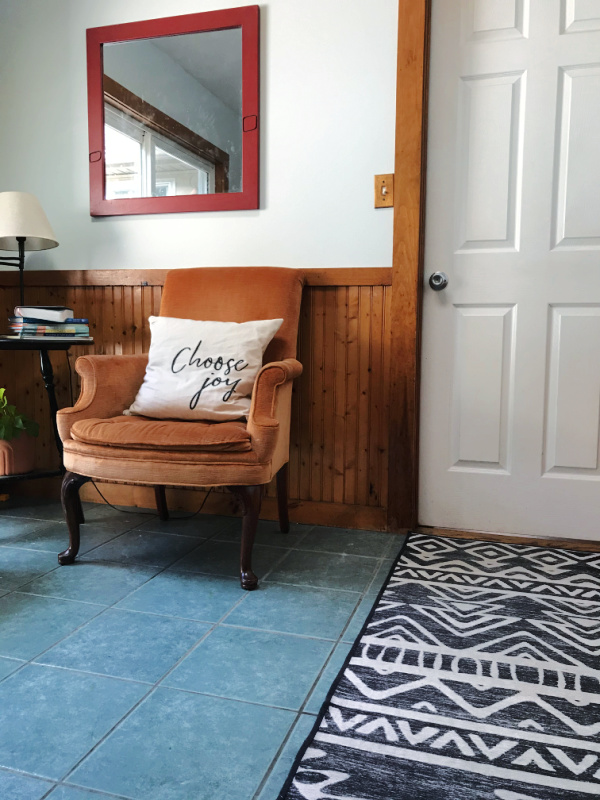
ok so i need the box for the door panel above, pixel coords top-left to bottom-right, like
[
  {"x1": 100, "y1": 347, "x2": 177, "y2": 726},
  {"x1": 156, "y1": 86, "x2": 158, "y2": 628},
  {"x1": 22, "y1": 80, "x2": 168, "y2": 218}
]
[
  {"x1": 457, "y1": 72, "x2": 525, "y2": 251},
  {"x1": 553, "y1": 65, "x2": 600, "y2": 247},
  {"x1": 451, "y1": 304, "x2": 515, "y2": 472},
  {"x1": 467, "y1": 0, "x2": 528, "y2": 41},
  {"x1": 545, "y1": 305, "x2": 600, "y2": 473},
  {"x1": 419, "y1": 0, "x2": 600, "y2": 539},
  {"x1": 561, "y1": 0, "x2": 600, "y2": 35}
]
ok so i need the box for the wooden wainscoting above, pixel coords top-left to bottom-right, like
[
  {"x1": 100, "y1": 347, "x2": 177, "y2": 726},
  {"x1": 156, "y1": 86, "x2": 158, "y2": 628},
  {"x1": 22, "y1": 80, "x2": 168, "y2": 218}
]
[{"x1": 0, "y1": 268, "x2": 392, "y2": 530}]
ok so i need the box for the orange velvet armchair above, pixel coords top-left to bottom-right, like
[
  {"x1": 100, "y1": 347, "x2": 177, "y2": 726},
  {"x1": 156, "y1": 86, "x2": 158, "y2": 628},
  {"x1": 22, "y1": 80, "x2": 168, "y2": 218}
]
[{"x1": 56, "y1": 267, "x2": 304, "y2": 589}]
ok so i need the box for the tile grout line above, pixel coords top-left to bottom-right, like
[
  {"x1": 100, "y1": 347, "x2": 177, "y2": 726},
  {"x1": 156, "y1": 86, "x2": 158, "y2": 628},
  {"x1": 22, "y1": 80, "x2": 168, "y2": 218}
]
[
  {"x1": 297, "y1": 553, "x2": 387, "y2": 712},
  {"x1": 0, "y1": 518, "x2": 143, "y2": 557},
  {"x1": 250, "y1": 712, "x2": 306, "y2": 800},
  {"x1": 0, "y1": 515, "x2": 236, "y2": 694},
  {"x1": 1, "y1": 505, "x2": 403, "y2": 798},
  {"x1": 38, "y1": 777, "x2": 134, "y2": 800},
  {"x1": 53, "y1": 631, "x2": 218, "y2": 790},
  {"x1": 55, "y1": 586, "x2": 255, "y2": 790},
  {"x1": 52, "y1": 522, "x2": 255, "y2": 790},
  {"x1": 0, "y1": 511, "x2": 160, "y2": 596},
  {"x1": 0, "y1": 519, "x2": 287, "y2": 692},
  {"x1": 44, "y1": 526, "x2": 405, "y2": 799},
  {"x1": 1, "y1": 525, "x2": 400, "y2": 692},
  {"x1": 249, "y1": 549, "x2": 399, "y2": 800}
]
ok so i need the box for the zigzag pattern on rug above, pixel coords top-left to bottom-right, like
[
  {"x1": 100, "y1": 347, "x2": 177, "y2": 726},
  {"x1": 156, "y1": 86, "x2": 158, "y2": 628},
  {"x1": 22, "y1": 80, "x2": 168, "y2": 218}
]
[{"x1": 278, "y1": 533, "x2": 600, "y2": 800}]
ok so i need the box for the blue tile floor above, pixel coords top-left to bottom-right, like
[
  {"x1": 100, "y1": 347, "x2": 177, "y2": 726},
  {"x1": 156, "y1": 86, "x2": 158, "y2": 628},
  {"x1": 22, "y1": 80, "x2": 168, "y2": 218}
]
[{"x1": 0, "y1": 496, "x2": 404, "y2": 800}]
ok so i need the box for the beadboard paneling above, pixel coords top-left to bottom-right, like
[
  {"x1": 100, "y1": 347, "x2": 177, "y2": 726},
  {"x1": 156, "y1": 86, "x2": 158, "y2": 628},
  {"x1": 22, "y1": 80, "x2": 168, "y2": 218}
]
[{"x1": 0, "y1": 269, "x2": 391, "y2": 529}]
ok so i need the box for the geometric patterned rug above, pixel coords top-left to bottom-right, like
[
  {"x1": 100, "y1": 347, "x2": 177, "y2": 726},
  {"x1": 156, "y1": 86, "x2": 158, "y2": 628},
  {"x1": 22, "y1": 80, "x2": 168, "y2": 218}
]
[{"x1": 277, "y1": 532, "x2": 600, "y2": 799}]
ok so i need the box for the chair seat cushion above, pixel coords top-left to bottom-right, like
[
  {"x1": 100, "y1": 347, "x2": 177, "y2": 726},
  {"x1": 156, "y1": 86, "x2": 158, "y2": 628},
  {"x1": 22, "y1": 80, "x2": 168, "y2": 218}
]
[{"x1": 70, "y1": 416, "x2": 252, "y2": 452}]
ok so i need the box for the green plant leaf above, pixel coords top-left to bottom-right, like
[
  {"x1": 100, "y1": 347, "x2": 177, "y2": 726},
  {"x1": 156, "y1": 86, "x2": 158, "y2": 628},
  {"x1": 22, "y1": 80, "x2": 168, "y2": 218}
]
[
  {"x1": 24, "y1": 418, "x2": 39, "y2": 437},
  {"x1": 0, "y1": 389, "x2": 39, "y2": 441}
]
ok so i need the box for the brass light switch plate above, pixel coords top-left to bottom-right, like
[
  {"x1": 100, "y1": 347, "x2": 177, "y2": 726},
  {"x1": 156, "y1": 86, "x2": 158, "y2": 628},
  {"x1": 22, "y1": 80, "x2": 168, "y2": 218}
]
[{"x1": 374, "y1": 174, "x2": 394, "y2": 208}]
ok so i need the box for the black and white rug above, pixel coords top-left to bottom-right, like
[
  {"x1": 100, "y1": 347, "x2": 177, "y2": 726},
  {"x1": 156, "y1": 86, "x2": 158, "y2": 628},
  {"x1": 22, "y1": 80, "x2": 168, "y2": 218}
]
[{"x1": 277, "y1": 532, "x2": 600, "y2": 800}]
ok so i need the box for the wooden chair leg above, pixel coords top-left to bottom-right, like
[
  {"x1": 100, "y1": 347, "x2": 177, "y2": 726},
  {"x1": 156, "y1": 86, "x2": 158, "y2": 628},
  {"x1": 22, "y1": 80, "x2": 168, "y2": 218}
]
[
  {"x1": 228, "y1": 484, "x2": 264, "y2": 590},
  {"x1": 276, "y1": 463, "x2": 290, "y2": 533},
  {"x1": 154, "y1": 485, "x2": 169, "y2": 521},
  {"x1": 74, "y1": 493, "x2": 85, "y2": 525},
  {"x1": 58, "y1": 471, "x2": 91, "y2": 565}
]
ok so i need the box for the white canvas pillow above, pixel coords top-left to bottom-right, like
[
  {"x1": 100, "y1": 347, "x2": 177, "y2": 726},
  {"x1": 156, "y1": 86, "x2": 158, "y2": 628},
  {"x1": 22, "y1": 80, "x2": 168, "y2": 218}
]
[{"x1": 125, "y1": 316, "x2": 283, "y2": 421}]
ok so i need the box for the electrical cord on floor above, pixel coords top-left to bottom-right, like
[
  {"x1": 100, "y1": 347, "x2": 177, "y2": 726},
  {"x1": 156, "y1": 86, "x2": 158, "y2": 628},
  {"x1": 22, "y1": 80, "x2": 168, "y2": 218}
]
[
  {"x1": 65, "y1": 350, "x2": 74, "y2": 405},
  {"x1": 89, "y1": 479, "x2": 214, "y2": 520}
]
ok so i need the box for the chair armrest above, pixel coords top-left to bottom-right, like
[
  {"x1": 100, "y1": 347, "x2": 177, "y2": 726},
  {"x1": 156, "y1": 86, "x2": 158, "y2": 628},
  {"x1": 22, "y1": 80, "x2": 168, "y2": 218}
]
[
  {"x1": 57, "y1": 354, "x2": 148, "y2": 442},
  {"x1": 249, "y1": 359, "x2": 302, "y2": 427},
  {"x1": 247, "y1": 359, "x2": 302, "y2": 459}
]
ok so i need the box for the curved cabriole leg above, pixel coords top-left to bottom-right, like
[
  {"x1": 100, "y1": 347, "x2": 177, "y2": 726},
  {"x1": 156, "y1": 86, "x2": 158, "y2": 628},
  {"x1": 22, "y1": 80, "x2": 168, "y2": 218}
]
[
  {"x1": 154, "y1": 486, "x2": 169, "y2": 521},
  {"x1": 74, "y1": 494, "x2": 85, "y2": 525},
  {"x1": 58, "y1": 471, "x2": 91, "y2": 565},
  {"x1": 276, "y1": 463, "x2": 290, "y2": 533},
  {"x1": 228, "y1": 484, "x2": 264, "y2": 590}
]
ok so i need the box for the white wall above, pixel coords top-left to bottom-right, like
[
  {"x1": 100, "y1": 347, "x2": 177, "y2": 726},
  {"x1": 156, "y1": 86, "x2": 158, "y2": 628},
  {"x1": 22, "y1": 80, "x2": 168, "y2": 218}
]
[{"x1": 0, "y1": 0, "x2": 398, "y2": 271}]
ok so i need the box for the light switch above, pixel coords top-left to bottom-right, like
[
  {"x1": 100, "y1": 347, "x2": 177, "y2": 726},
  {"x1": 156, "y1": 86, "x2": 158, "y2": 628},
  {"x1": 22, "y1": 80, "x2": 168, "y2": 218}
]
[{"x1": 374, "y1": 174, "x2": 394, "y2": 208}]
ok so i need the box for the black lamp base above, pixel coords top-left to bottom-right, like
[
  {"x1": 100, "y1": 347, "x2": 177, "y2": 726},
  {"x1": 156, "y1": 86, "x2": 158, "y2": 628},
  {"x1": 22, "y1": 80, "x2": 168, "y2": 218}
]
[{"x1": 0, "y1": 236, "x2": 26, "y2": 305}]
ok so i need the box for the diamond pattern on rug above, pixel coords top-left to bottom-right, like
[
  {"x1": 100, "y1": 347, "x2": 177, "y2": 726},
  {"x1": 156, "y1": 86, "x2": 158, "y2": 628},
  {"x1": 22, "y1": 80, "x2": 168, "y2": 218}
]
[{"x1": 277, "y1": 533, "x2": 600, "y2": 800}]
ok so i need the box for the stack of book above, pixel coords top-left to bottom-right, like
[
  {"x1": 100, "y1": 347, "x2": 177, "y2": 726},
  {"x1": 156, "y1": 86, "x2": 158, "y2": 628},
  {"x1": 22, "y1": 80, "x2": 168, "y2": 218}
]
[{"x1": 9, "y1": 305, "x2": 90, "y2": 339}]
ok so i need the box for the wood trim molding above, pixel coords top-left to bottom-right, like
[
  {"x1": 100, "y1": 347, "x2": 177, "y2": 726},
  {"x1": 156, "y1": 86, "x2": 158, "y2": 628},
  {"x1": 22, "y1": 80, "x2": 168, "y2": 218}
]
[
  {"x1": 78, "y1": 482, "x2": 388, "y2": 531},
  {"x1": 421, "y1": 526, "x2": 600, "y2": 553},
  {"x1": 300, "y1": 268, "x2": 391, "y2": 287},
  {"x1": 104, "y1": 76, "x2": 229, "y2": 192},
  {"x1": 387, "y1": 0, "x2": 431, "y2": 531},
  {"x1": 0, "y1": 267, "x2": 392, "y2": 288}
]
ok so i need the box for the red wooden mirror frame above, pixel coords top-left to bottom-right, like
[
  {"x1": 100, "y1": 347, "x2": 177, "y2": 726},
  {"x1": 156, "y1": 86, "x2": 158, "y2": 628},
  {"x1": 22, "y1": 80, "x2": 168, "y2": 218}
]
[{"x1": 86, "y1": 6, "x2": 260, "y2": 216}]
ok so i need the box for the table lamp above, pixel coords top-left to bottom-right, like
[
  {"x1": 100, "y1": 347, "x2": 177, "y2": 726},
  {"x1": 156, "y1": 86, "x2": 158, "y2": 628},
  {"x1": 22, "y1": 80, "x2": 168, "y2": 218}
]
[{"x1": 0, "y1": 191, "x2": 59, "y2": 305}]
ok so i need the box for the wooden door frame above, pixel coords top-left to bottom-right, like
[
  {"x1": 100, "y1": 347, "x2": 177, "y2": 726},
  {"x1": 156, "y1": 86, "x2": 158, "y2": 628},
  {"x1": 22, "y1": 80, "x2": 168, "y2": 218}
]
[{"x1": 387, "y1": 0, "x2": 431, "y2": 531}]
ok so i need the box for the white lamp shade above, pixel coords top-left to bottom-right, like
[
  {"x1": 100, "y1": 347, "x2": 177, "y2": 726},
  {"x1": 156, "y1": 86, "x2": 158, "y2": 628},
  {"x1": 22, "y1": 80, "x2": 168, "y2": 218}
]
[{"x1": 0, "y1": 191, "x2": 58, "y2": 251}]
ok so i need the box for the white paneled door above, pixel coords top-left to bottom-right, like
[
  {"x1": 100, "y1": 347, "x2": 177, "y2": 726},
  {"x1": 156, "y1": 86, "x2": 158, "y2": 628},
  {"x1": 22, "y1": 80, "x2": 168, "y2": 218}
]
[{"x1": 419, "y1": 0, "x2": 600, "y2": 540}]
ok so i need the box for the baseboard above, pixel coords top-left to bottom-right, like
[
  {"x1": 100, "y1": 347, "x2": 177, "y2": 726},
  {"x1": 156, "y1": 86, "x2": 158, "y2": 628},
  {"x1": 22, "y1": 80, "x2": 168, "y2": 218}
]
[
  {"x1": 79, "y1": 482, "x2": 388, "y2": 531},
  {"x1": 421, "y1": 526, "x2": 600, "y2": 553}
]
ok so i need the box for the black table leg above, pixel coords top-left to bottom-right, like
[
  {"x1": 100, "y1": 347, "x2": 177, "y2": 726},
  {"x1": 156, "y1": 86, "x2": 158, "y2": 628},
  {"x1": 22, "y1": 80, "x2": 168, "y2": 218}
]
[
  {"x1": 0, "y1": 339, "x2": 92, "y2": 484},
  {"x1": 39, "y1": 348, "x2": 64, "y2": 464}
]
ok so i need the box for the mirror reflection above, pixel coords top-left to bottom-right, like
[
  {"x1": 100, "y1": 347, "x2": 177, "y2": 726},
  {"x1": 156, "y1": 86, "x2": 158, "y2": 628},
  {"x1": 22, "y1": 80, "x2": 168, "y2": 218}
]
[{"x1": 102, "y1": 28, "x2": 242, "y2": 200}]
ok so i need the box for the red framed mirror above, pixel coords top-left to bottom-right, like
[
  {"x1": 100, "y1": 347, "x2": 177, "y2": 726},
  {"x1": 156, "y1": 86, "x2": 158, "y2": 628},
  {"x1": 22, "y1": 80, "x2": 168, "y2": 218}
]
[{"x1": 86, "y1": 6, "x2": 259, "y2": 216}]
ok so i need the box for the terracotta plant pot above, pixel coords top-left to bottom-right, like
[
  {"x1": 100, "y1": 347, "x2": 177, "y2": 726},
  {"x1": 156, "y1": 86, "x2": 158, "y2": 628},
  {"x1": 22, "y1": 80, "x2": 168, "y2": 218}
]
[{"x1": 0, "y1": 434, "x2": 36, "y2": 476}]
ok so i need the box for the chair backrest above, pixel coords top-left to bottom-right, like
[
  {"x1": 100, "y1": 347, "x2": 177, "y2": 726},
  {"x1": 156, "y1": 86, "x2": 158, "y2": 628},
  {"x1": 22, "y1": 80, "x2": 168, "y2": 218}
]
[{"x1": 159, "y1": 267, "x2": 305, "y2": 362}]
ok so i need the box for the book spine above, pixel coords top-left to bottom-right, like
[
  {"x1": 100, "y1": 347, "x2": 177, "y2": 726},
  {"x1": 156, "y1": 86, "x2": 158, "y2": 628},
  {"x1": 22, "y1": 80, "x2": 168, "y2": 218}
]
[
  {"x1": 12, "y1": 332, "x2": 91, "y2": 338},
  {"x1": 10, "y1": 326, "x2": 90, "y2": 333},
  {"x1": 9, "y1": 317, "x2": 90, "y2": 326},
  {"x1": 11, "y1": 315, "x2": 84, "y2": 321}
]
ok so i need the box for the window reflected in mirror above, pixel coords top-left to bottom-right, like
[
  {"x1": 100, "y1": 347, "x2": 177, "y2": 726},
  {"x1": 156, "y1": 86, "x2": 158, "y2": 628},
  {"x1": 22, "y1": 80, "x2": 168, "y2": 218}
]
[
  {"x1": 102, "y1": 29, "x2": 240, "y2": 199},
  {"x1": 104, "y1": 96, "x2": 219, "y2": 199}
]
